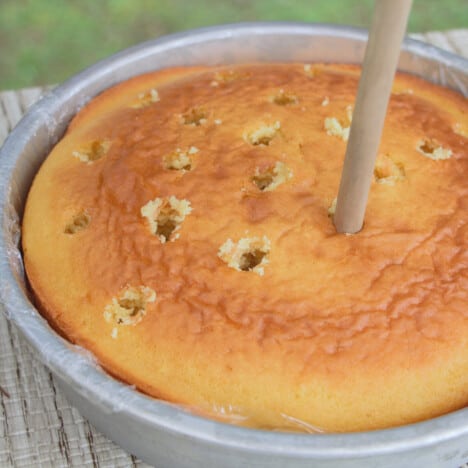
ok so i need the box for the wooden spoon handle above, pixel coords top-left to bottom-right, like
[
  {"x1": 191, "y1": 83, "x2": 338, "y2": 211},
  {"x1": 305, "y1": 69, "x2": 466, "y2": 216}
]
[{"x1": 334, "y1": 0, "x2": 413, "y2": 234}]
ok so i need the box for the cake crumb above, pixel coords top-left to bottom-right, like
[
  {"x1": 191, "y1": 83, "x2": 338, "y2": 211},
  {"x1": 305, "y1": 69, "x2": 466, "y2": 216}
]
[
  {"x1": 131, "y1": 88, "x2": 160, "y2": 108},
  {"x1": 324, "y1": 117, "x2": 350, "y2": 142},
  {"x1": 213, "y1": 70, "x2": 248, "y2": 83},
  {"x1": 252, "y1": 162, "x2": 293, "y2": 191},
  {"x1": 453, "y1": 123, "x2": 467, "y2": 138},
  {"x1": 214, "y1": 119, "x2": 222, "y2": 125},
  {"x1": 163, "y1": 147, "x2": 198, "y2": 171},
  {"x1": 325, "y1": 104, "x2": 353, "y2": 142},
  {"x1": 141, "y1": 196, "x2": 192, "y2": 243},
  {"x1": 72, "y1": 140, "x2": 110, "y2": 163},
  {"x1": 328, "y1": 198, "x2": 337, "y2": 217},
  {"x1": 104, "y1": 285, "x2": 156, "y2": 327},
  {"x1": 321, "y1": 96, "x2": 330, "y2": 106},
  {"x1": 303, "y1": 64, "x2": 316, "y2": 77},
  {"x1": 64, "y1": 211, "x2": 90, "y2": 234},
  {"x1": 244, "y1": 121, "x2": 281, "y2": 146},
  {"x1": 111, "y1": 327, "x2": 118, "y2": 339},
  {"x1": 181, "y1": 107, "x2": 208, "y2": 126},
  {"x1": 394, "y1": 88, "x2": 414, "y2": 95},
  {"x1": 374, "y1": 154, "x2": 406, "y2": 185},
  {"x1": 304, "y1": 64, "x2": 321, "y2": 78},
  {"x1": 218, "y1": 236, "x2": 270, "y2": 275},
  {"x1": 417, "y1": 139, "x2": 452, "y2": 160}
]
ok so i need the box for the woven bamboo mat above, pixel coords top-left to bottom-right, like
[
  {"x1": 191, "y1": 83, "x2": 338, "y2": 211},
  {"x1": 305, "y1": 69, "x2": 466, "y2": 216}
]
[{"x1": 1, "y1": 30, "x2": 467, "y2": 468}]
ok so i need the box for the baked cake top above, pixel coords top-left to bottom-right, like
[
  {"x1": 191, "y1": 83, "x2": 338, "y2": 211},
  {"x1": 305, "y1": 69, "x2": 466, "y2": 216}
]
[{"x1": 22, "y1": 63, "x2": 468, "y2": 432}]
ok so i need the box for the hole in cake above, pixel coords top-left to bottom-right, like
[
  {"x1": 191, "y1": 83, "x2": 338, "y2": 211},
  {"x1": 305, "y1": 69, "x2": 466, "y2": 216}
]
[
  {"x1": 72, "y1": 140, "x2": 111, "y2": 163},
  {"x1": 119, "y1": 297, "x2": 145, "y2": 317},
  {"x1": 141, "y1": 195, "x2": 192, "y2": 243},
  {"x1": 244, "y1": 122, "x2": 280, "y2": 146},
  {"x1": 104, "y1": 285, "x2": 156, "y2": 327},
  {"x1": 181, "y1": 107, "x2": 208, "y2": 126},
  {"x1": 416, "y1": 139, "x2": 452, "y2": 160},
  {"x1": 239, "y1": 249, "x2": 266, "y2": 271},
  {"x1": 253, "y1": 172, "x2": 274, "y2": 191},
  {"x1": 252, "y1": 162, "x2": 293, "y2": 191},
  {"x1": 157, "y1": 217, "x2": 177, "y2": 241},
  {"x1": 270, "y1": 90, "x2": 298, "y2": 106},
  {"x1": 374, "y1": 154, "x2": 406, "y2": 185},
  {"x1": 163, "y1": 147, "x2": 198, "y2": 171},
  {"x1": 131, "y1": 88, "x2": 160, "y2": 108},
  {"x1": 64, "y1": 212, "x2": 90, "y2": 234},
  {"x1": 324, "y1": 105, "x2": 353, "y2": 142},
  {"x1": 218, "y1": 236, "x2": 270, "y2": 276},
  {"x1": 213, "y1": 69, "x2": 248, "y2": 84}
]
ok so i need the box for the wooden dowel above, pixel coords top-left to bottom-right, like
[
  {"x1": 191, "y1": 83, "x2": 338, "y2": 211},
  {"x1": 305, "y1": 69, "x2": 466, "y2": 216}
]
[{"x1": 334, "y1": 0, "x2": 413, "y2": 234}]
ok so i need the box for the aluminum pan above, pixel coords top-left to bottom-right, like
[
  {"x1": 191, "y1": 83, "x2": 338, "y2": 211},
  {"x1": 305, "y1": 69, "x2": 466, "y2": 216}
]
[{"x1": 0, "y1": 23, "x2": 467, "y2": 468}]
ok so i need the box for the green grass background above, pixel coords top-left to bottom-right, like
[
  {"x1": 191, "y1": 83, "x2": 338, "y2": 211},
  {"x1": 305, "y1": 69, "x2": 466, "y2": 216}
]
[{"x1": 1, "y1": 0, "x2": 467, "y2": 90}]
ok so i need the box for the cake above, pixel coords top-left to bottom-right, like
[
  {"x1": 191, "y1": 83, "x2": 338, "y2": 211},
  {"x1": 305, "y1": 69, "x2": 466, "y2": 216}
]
[{"x1": 22, "y1": 63, "x2": 468, "y2": 433}]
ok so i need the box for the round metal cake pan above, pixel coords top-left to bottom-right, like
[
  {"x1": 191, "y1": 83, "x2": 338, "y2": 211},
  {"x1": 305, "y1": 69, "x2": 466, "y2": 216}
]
[{"x1": 1, "y1": 23, "x2": 467, "y2": 468}]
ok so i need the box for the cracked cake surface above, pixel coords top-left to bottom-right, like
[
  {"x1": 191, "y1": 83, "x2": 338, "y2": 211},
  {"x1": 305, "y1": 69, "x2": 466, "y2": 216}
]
[{"x1": 22, "y1": 63, "x2": 468, "y2": 433}]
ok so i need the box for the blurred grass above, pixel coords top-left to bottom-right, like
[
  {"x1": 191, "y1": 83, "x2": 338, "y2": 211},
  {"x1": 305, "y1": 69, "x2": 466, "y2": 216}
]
[{"x1": 1, "y1": 0, "x2": 467, "y2": 90}]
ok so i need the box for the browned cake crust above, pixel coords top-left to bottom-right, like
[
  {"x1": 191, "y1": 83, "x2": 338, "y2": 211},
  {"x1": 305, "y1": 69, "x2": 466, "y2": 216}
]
[{"x1": 22, "y1": 63, "x2": 468, "y2": 432}]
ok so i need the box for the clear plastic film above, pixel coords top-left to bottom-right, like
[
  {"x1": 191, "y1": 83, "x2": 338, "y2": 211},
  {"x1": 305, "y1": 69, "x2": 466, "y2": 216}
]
[{"x1": 0, "y1": 24, "x2": 467, "y2": 456}]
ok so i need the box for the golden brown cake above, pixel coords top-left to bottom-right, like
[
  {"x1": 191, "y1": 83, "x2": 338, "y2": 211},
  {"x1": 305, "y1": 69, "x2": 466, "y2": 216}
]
[{"x1": 22, "y1": 63, "x2": 468, "y2": 433}]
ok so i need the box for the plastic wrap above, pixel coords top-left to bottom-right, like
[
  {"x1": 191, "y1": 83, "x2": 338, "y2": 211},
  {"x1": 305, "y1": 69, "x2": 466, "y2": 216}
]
[{"x1": 0, "y1": 23, "x2": 467, "y2": 468}]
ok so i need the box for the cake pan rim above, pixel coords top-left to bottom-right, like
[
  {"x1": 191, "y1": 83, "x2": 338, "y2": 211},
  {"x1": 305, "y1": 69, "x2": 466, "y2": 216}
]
[{"x1": 0, "y1": 21, "x2": 467, "y2": 460}]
